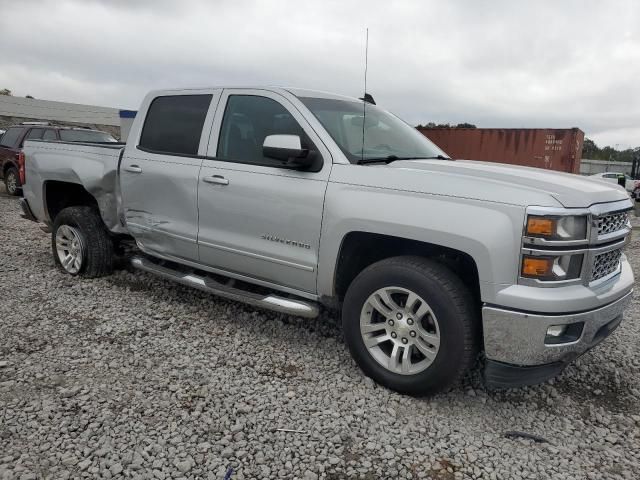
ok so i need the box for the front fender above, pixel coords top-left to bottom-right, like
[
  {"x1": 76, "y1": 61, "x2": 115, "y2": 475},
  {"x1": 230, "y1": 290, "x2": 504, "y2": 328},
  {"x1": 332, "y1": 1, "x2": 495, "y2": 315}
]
[{"x1": 317, "y1": 182, "x2": 526, "y2": 303}]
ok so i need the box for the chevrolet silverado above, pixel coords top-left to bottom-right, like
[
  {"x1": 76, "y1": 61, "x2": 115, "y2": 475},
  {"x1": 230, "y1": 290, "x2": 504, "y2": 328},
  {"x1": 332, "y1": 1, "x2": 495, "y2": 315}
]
[{"x1": 20, "y1": 87, "x2": 634, "y2": 395}]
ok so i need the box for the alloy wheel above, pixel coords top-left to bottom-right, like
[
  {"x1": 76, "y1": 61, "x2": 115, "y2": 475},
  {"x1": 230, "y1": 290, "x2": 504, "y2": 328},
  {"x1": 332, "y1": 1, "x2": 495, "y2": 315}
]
[
  {"x1": 360, "y1": 286, "x2": 441, "y2": 375},
  {"x1": 55, "y1": 225, "x2": 85, "y2": 274},
  {"x1": 6, "y1": 171, "x2": 17, "y2": 195}
]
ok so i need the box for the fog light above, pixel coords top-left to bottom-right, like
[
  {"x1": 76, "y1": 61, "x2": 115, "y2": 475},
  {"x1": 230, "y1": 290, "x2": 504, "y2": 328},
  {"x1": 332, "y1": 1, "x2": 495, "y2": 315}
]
[
  {"x1": 544, "y1": 322, "x2": 584, "y2": 345},
  {"x1": 546, "y1": 325, "x2": 567, "y2": 337}
]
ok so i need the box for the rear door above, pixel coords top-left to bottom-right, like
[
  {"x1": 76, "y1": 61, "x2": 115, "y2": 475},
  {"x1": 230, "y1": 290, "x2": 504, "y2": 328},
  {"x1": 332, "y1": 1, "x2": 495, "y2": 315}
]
[
  {"x1": 197, "y1": 89, "x2": 332, "y2": 295},
  {"x1": 120, "y1": 90, "x2": 220, "y2": 262}
]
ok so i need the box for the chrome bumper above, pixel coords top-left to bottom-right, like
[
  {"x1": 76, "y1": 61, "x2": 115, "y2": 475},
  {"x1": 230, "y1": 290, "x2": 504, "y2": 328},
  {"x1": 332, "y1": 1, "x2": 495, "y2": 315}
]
[{"x1": 482, "y1": 290, "x2": 632, "y2": 366}]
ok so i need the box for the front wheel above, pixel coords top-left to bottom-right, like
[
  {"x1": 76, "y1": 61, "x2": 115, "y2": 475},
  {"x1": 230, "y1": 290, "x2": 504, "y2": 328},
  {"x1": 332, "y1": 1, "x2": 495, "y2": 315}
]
[
  {"x1": 4, "y1": 167, "x2": 21, "y2": 196},
  {"x1": 342, "y1": 256, "x2": 479, "y2": 396},
  {"x1": 52, "y1": 206, "x2": 114, "y2": 278}
]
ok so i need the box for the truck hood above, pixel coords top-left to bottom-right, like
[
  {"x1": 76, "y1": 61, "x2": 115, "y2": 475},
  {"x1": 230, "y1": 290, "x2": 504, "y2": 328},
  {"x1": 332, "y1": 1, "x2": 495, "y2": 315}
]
[{"x1": 384, "y1": 159, "x2": 629, "y2": 208}]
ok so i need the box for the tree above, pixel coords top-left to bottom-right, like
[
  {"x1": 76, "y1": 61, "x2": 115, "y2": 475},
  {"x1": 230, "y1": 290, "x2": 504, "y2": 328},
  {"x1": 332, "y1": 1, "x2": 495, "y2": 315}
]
[
  {"x1": 0, "y1": 88, "x2": 12, "y2": 96},
  {"x1": 582, "y1": 137, "x2": 639, "y2": 162},
  {"x1": 582, "y1": 138, "x2": 599, "y2": 158}
]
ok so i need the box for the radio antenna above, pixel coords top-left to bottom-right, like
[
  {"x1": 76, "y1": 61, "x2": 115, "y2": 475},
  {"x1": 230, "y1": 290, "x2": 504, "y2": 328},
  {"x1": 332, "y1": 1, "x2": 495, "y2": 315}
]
[
  {"x1": 364, "y1": 27, "x2": 369, "y2": 99},
  {"x1": 361, "y1": 27, "x2": 368, "y2": 162}
]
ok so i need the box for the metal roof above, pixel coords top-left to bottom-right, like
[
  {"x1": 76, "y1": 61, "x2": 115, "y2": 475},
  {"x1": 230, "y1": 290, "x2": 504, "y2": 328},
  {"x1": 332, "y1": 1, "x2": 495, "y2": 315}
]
[{"x1": 0, "y1": 96, "x2": 121, "y2": 126}]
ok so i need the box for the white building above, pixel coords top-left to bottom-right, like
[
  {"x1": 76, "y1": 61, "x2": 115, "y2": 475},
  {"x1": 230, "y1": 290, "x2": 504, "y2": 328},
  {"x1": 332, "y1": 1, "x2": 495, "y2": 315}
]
[{"x1": 0, "y1": 95, "x2": 137, "y2": 140}]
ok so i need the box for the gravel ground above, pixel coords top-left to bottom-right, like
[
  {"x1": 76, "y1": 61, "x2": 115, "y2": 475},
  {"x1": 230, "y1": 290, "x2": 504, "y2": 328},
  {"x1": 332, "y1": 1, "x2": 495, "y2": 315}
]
[{"x1": 1, "y1": 186, "x2": 639, "y2": 480}]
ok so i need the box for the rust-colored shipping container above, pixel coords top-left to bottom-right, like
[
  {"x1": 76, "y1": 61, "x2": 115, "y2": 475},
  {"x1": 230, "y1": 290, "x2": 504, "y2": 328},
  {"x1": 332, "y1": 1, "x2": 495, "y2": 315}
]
[{"x1": 417, "y1": 128, "x2": 584, "y2": 173}]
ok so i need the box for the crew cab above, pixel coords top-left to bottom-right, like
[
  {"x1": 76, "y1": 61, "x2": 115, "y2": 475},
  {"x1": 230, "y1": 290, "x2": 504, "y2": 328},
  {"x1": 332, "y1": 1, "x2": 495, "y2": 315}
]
[
  {"x1": 0, "y1": 122, "x2": 117, "y2": 195},
  {"x1": 20, "y1": 87, "x2": 634, "y2": 395}
]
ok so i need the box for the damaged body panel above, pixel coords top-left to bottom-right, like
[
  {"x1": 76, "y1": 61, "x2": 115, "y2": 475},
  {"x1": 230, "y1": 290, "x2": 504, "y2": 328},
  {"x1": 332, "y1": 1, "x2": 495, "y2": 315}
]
[
  {"x1": 22, "y1": 140, "x2": 127, "y2": 234},
  {"x1": 119, "y1": 151, "x2": 201, "y2": 262}
]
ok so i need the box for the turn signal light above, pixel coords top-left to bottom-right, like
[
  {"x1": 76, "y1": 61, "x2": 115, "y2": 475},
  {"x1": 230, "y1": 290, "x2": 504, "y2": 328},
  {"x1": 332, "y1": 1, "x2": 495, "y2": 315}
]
[
  {"x1": 526, "y1": 217, "x2": 555, "y2": 236},
  {"x1": 17, "y1": 151, "x2": 26, "y2": 185},
  {"x1": 522, "y1": 256, "x2": 553, "y2": 278}
]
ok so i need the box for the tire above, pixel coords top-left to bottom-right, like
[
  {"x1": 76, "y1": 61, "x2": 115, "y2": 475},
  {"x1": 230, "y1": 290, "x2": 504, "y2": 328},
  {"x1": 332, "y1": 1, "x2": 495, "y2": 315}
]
[
  {"x1": 51, "y1": 206, "x2": 113, "y2": 278},
  {"x1": 4, "y1": 167, "x2": 21, "y2": 196},
  {"x1": 342, "y1": 256, "x2": 479, "y2": 396}
]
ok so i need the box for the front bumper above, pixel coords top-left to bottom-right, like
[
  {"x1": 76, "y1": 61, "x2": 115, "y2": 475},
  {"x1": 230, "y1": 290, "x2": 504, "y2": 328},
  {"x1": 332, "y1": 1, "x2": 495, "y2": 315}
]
[{"x1": 482, "y1": 289, "x2": 632, "y2": 387}]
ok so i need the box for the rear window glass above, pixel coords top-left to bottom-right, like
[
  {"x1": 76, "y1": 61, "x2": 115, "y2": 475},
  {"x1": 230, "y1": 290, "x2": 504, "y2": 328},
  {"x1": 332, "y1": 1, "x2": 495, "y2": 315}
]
[
  {"x1": 59, "y1": 130, "x2": 117, "y2": 143},
  {"x1": 139, "y1": 94, "x2": 212, "y2": 155},
  {"x1": 0, "y1": 127, "x2": 24, "y2": 147}
]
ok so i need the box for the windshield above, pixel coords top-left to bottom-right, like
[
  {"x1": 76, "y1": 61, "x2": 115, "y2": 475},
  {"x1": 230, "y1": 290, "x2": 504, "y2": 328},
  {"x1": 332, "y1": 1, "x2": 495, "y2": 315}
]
[
  {"x1": 59, "y1": 129, "x2": 118, "y2": 143},
  {"x1": 299, "y1": 97, "x2": 448, "y2": 163}
]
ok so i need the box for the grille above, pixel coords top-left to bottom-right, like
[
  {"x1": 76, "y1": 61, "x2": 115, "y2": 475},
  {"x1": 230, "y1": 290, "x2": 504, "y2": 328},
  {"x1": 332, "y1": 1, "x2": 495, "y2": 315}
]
[
  {"x1": 591, "y1": 249, "x2": 622, "y2": 281},
  {"x1": 596, "y1": 211, "x2": 629, "y2": 236}
]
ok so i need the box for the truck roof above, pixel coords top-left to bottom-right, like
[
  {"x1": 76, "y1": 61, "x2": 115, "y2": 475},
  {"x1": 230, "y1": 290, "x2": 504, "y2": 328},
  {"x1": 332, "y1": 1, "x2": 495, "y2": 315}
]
[{"x1": 147, "y1": 86, "x2": 361, "y2": 103}]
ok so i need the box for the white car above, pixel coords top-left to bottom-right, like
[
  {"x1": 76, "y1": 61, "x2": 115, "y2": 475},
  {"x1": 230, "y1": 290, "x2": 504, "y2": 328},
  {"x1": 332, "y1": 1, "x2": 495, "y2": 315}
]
[{"x1": 590, "y1": 172, "x2": 638, "y2": 192}]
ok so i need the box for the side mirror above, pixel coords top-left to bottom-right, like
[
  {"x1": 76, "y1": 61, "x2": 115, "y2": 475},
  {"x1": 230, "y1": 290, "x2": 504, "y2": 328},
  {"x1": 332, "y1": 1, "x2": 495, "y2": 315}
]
[{"x1": 263, "y1": 134, "x2": 315, "y2": 169}]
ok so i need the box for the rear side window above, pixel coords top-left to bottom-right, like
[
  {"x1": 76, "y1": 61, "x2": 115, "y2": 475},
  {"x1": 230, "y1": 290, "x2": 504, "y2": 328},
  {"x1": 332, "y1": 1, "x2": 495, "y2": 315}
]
[
  {"x1": 139, "y1": 95, "x2": 212, "y2": 155},
  {"x1": 25, "y1": 128, "x2": 45, "y2": 141},
  {"x1": 42, "y1": 129, "x2": 57, "y2": 141},
  {"x1": 0, "y1": 127, "x2": 25, "y2": 147}
]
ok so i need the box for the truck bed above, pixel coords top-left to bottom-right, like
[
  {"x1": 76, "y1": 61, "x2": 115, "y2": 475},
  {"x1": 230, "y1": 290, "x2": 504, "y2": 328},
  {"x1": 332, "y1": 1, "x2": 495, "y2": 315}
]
[{"x1": 23, "y1": 139, "x2": 127, "y2": 234}]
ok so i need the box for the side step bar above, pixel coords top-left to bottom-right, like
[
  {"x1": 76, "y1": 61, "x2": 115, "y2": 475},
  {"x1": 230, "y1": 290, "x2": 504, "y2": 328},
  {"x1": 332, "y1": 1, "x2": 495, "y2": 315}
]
[{"x1": 130, "y1": 256, "x2": 319, "y2": 318}]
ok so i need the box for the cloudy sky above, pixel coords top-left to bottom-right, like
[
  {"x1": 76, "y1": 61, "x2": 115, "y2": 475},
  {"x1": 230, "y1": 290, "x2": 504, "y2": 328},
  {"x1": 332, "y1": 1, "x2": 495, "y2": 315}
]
[{"x1": 1, "y1": 0, "x2": 638, "y2": 148}]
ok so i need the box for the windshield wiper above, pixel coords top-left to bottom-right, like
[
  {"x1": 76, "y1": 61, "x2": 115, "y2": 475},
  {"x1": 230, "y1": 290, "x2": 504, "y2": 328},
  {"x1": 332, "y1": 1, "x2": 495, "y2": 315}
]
[{"x1": 357, "y1": 154, "x2": 450, "y2": 165}]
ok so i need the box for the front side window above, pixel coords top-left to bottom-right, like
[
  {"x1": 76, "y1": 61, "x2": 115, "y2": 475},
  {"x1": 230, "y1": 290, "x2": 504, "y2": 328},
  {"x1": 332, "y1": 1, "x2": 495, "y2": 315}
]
[
  {"x1": 217, "y1": 95, "x2": 308, "y2": 166},
  {"x1": 299, "y1": 97, "x2": 447, "y2": 163},
  {"x1": 0, "y1": 127, "x2": 24, "y2": 148},
  {"x1": 59, "y1": 130, "x2": 117, "y2": 143},
  {"x1": 139, "y1": 94, "x2": 212, "y2": 155}
]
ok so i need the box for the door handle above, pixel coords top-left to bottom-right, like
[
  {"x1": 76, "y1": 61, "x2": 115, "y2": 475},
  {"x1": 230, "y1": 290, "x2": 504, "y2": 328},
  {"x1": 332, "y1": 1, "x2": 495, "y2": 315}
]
[
  {"x1": 203, "y1": 175, "x2": 229, "y2": 186},
  {"x1": 124, "y1": 165, "x2": 143, "y2": 173}
]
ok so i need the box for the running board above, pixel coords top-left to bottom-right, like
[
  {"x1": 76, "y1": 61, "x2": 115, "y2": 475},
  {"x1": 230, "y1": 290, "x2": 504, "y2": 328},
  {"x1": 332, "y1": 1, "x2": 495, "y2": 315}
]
[{"x1": 130, "y1": 256, "x2": 319, "y2": 318}]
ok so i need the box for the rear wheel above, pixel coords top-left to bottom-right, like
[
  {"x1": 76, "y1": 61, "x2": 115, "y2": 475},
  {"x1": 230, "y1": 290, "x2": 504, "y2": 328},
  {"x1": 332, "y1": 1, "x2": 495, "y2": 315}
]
[
  {"x1": 342, "y1": 256, "x2": 479, "y2": 396},
  {"x1": 52, "y1": 206, "x2": 113, "y2": 278},
  {"x1": 4, "y1": 167, "x2": 21, "y2": 196}
]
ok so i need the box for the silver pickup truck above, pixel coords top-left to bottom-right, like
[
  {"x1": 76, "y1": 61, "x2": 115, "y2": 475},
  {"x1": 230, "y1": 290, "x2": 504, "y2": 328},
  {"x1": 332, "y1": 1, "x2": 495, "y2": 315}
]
[{"x1": 20, "y1": 87, "x2": 634, "y2": 395}]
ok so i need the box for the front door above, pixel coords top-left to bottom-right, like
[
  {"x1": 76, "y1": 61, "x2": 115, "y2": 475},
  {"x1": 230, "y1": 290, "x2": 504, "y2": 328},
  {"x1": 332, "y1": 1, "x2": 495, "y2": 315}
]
[
  {"x1": 120, "y1": 91, "x2": 219, "y2": 262},
  {"x1": 197, "y1": 89, "x2": 332, "y2": 295}
]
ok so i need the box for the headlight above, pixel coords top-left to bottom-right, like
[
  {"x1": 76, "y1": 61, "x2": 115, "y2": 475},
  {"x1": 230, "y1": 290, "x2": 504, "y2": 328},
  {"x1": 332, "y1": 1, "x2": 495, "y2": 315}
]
[
  {"x1": 521, "y1": 253, "x2": 584, "y2": 281},
  {"x1": 525, "y1": 215, "x2": 587, "y2": 242},
  {"x1": 520, "y1": 210, "x2": 592, "y2": 285}
]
